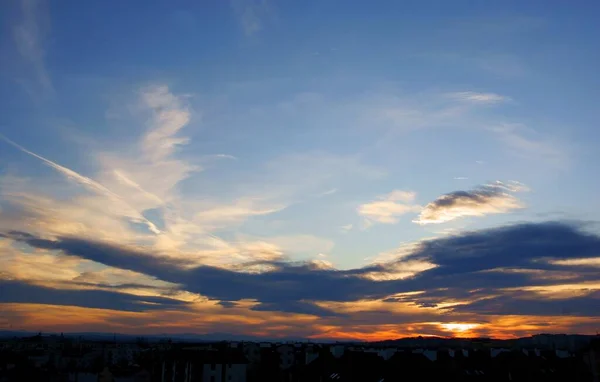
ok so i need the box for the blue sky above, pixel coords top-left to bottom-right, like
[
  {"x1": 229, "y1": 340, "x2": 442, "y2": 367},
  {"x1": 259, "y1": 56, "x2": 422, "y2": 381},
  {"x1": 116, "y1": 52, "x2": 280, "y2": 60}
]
[{"x1": 0, "y1": 0, "x2": 599, "y2": 339}]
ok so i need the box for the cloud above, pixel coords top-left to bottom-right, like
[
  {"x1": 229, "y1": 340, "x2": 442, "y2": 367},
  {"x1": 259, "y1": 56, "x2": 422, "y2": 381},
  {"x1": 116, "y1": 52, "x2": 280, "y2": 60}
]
[
  {"x1": 0, "y1": 86, "x2": 284, "y2": 265},
  {"x1": 447, "y1": 92, "x2": 510, "y2": 104},
  {"x1": 385, "y1": 190, "x2": 417, "y2": 202},
  {"x1": 340, "y1": 224, "x2": 353, "y2": 233},
  {"x1": 251, "y1": 301, "x2": 341, "y2": 317},
  {"x1": 96, "y1": 85, "x2": 199, "y2": 216},
  {"x1": 451, "y1": 291, "x2": 600, "y2": 317},
  {"x1": 211, "y1": 154, "x2": 238, "y2": 160},
  {"x1": 489, "y1": 124, "x2": 568, "y2": 166},
  {"x1": 385, "y1": 222, "x2": 600, "y2": 309},
  {"x1": 1, "y1": 136, "x2": 118, "y2": 198},
  {"x1": 358, "y1": 190, "x2": 421, "y2": 225},
  {"x1": 549, "y1": 258, "x2": 600, "y2": 268},
  {"x1": 1, "y1": 231, "x2": 393, "y2": 308},
  {"x1": 230, "y1": 0, "x2": 273, "y2": 36},
  {"x1": 0, "y1": 280, "x2": 188, "y2": 312},
  {"x1": 6, "y1": 220, "x2": 599, "y2": 321},
  {"x1": 317, "y1": 188, "x2": 338, "y2": 197},
  {"x1": 262, "y1": 234, "x2": 335, "y2": 257},
  {"x1": 13, "y1": 0, "x2": 52, "y2": 93},
  {"x1": 0, "y1": 136, "x2": 162, "y2": 235},
  {"x1": 260, "y1": 151, "x2": 385, "y2": 200},
  {"x1": 194, "y1": 200, "x2": 284, "y2": 230},
  {"x1": 217, "y1": 300, "x2": 237, "y2": 308},
  {"x1": 139, "y1": 85, "x2": 192, "y2": 161},
  {"x1": 367, "y1": 89, "x2": 569, "y2": 168},
  {"x1": 414, "y1": 181, "x2": 526, "y2": 225}
]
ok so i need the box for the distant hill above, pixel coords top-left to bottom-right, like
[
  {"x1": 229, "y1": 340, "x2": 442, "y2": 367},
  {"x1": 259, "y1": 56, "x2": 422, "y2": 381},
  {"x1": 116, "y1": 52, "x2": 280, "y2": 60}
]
[
  {"x1": 0, "y1": 330, "x2": 335, "y2": 343},
  {"x1": 0, "y1": 330, "x2": 595, "y2": 346}
]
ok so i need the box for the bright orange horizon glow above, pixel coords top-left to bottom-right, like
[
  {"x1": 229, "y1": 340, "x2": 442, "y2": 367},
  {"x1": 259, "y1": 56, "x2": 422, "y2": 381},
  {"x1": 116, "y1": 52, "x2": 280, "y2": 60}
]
[{"x1": 3, "y1": 302, "x2": 596, "y2": 341}]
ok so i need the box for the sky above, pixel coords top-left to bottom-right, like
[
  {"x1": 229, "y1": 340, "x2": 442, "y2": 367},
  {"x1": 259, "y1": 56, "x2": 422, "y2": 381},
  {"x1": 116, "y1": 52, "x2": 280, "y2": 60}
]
[{"x1": 0, "y1": 0, "x2": 599, "y2": 340}]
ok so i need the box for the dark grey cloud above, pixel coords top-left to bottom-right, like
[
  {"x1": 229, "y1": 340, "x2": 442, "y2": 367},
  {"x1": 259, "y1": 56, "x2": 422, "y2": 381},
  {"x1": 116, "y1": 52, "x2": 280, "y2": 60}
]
[
  {"x1": 0, "y1": 280, "x2": 189, "y2": 312},
  {"x1": 1, "y1": 231, "x2": 189, "y2": 281},
  {"x1": 451, "y1": 291, "x2": 600, "y2": 317},
  {"x1": 414, "y1": 182, "x2": 525, "y2": 224},
  {"x1": 251, "y1": 301, "x2": 342, "y2": 317},
  {"x1": 3, "y1": 221, "x2": 600, "y2": 318},
  {"x1": 403, "y1": 221, "x2": 600, "y2": 275},
  {"x1": 216, "y1": 301, "x2": 237, "y2": 308},
  {"x1": 383, "y1": 222, "x2": 600, "y2": 309}
]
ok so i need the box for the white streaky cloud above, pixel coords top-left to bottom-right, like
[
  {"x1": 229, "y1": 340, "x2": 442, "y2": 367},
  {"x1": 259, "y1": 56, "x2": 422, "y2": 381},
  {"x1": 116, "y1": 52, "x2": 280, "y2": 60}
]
[
  {"x1": 365, "y1": 240, "x2": 425, "y2": 264},
  {"x1": 252, "y1": 151, "x2": 385, "y2": 204},
  {"x1": 0, "y1": 136, "x2": 161, "y2": 234},
  {"x1": 454, "y1": 177, "x2": 468, "y2": 180},
  {"x1": 112, "y1": 170, "x2": 164, "y2": 205},
  {"x1": 359, "y1": 201, "x2": 422, "y2": 224},
  {"x1": 367, "y1": 89, "x2": 496, "y2": 134},
  {"x1": 0, "y1": 241, "x2": 174, "y2": 292},
  {"x1": 340, "y1": 224, "x2": 353, "y2": 233},
  {"x1": 448, "y1": 91, "x2": 510, "y2": 104},
  {"x1": 213, "y1": 154, "x2": 237, "y2": 160},
  {"x1": 309, "y1": 259, "x2": 335, "y2": 270},
  {"x1": 366, "y1": 91, "x2": 569, "y2": 171},
  {"x1": 549, "y1": 258, "x2": 600, "y2": 268},
  {"x1": 96, "y1": 86, "x2": 287, "y2": 260},
  {"x1": 489, "y1": 123, "x2": 568, "y2": 166},
  {"x1": 0, "y1": 189, "x2": 284, "y2": 267},
  {"x1": 235, "y1": 241, "x2": 283, "y2": 262},
  {"x1": 268, "y1": 234, "x2": 334, "y2": 256},
  {"x1": 362, "y1": 259, "x2": 437, "y2": 281},
  {"x1": 193, "y1": 198, "x2": 285, "y2": 230},
  {"x1": 360, "y1": 218, "x2": 374, "y2": 231},
  {"x1": 358, "y1": 189, "x2": 421, "y2": 225},
  {"x1": 1, "y1": 135, "x2": 119, "y2": 199},
  {"x1": 235, "y1": 234, "x2": 335, "y2": 258},
  {"x1": 414, "y1": 181, "x2": 526, "y2": 225},
  {"x1": 0, "y1": 185, "x2": 151, "y2": 242},
  {"x1": 385, "y1": 190, "x2": 416, "y2": 202},
  {"x1": 362, "y1": 239, "x2": 439, "y2": 280},
  {"x1": 489, "y1": 180, "x2": 530, "y2": 193},
  {"x1": 97, "y1": 85, "x2": 198, "y2": 212},
  {"x1": 1, "y1": 85, "x2": 295, "y2": 269},
  {"x1": 318, "y1": 188, "x2": 338, "y2": 197},
  {"x1": 1, "y1": 243, "x2": 86, "y2": 283},
  {"x1": 140, "y1": 85, "x2": 192, "y2": 161},
  {"x1": 13, "y1": 0, "x2": 52, "y2": 92}
]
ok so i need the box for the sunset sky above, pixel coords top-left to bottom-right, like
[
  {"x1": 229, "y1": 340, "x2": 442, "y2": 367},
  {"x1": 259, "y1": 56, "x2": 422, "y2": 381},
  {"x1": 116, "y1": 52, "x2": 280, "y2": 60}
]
[{"x1": 1, "y1": 0, "x2": 599, "y2": 340}]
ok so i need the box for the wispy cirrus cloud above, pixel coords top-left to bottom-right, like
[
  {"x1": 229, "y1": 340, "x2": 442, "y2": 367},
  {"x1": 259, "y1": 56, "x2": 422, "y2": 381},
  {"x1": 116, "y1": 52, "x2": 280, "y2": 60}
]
[
  {"x1": 340, "y1": 224, "x2": 353, "y2": 233},
  {"x1": 0, "y1": 85, "x2": 286, "y2": 266},
  {"x1": 447, "y1": 91, "x2": 510, "y2": 104},
  {"x1": 367, "y1": 89, "x2": 569, "y2": 168},
  {"x1": 0, "y1": 280, "x2": 188, "y2": 313},
  {"x1": 230, "y1": 0, "x2": 274, "y2": 36},
  {"x1": 2, "y1": 84, "x2": 382, "y2": 274},
  {"x1": 489, "y1": 123, "x2": 569, "y2": 167},
  {"x1": 414, "y1": 181, "x2": 527, "y2": 225},
  {"x1": 358, "y1": 190, "x2": 421, "y2": 225},
  {"x1": 13, "y1": 0, "x2": 53, "y2": 94},
  {"x1": 0, "y1": 136, "x2": 162, "y2": 235}
]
